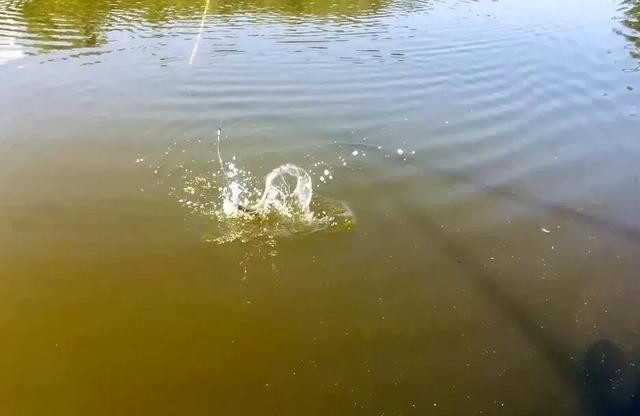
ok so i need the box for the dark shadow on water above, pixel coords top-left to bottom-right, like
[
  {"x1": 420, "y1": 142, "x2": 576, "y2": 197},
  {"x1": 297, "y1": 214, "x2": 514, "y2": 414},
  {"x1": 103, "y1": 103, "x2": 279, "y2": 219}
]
[
  {"x1": 403, "y1": 206, "x2": 640, "y2": 414},
  {"x1": 425, "y1": 165, "x2": 640, "y2": 244},
  {"x1": 347, "y1": 136, "x2": 640, "y2": 244},
  {"x1": 580, "y1": 339, "x2": 640, "y2": 416}
]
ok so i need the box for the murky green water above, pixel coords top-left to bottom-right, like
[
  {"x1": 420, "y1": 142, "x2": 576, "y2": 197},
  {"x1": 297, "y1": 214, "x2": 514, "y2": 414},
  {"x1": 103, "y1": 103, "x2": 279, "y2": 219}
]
[{"x1": 2, "y1": 0, "x2": 640, "y2": 414}]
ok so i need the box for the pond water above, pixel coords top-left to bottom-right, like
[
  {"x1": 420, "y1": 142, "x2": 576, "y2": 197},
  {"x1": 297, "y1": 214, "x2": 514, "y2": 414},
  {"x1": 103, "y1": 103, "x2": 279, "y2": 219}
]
[{"x1": 1, "y1": 0, "x2": 640, "y2": 414}]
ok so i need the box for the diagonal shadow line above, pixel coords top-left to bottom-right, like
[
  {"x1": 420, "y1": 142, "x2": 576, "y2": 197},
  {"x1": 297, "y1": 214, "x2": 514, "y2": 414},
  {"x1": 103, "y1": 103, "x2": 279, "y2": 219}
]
[
  {"x1": 401, "y1": 205, "x2": 629, "y2": 415},
  {"x1": 406, "y1": 206, "x2": 580, "y2": 383},
  {"x1": 423, "y1": 165, "x2": 640, "y2": 245},
  {"x1": 338, "y1": 140, "x2": 640, "y2": 244}
]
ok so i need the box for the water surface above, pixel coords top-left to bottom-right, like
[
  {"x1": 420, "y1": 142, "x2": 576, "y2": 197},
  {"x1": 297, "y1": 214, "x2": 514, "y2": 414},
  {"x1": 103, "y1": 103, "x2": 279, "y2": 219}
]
[{"x1": 1, "y1": 0, "x2": 640, "y2": 414}]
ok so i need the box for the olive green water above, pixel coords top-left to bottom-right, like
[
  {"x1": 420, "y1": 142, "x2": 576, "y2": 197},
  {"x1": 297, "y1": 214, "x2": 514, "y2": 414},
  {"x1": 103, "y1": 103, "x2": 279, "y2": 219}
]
[{"x1": 2, "y1": 0, "x2": 640, "y2": 414}]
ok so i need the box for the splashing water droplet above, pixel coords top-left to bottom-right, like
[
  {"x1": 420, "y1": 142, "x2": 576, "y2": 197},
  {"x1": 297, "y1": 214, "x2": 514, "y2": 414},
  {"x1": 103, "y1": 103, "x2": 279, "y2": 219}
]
[
  {"x1": 209, "y1": 163, "x2": 353, "y2": 245},
  {"x1": 149, "y1": 134, "x2": 354, "y2": 247},
  {"x1": 241, "y1": 164, "x2": 313, "y2": 217}
]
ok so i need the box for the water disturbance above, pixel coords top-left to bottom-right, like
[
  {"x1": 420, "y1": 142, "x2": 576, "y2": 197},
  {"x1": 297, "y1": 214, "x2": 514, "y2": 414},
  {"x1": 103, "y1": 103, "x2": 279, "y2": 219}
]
[{"x1": 157, "y1": 128, "x2": 353, "y2": 246}]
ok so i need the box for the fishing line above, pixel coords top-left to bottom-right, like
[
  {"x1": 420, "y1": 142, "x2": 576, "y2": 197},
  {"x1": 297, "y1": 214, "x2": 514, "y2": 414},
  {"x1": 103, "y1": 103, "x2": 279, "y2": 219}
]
[
  {"x1": 188, "y1": 0, "x2": 211, "y2": 65},
  {"x1": 215, "y1": 125, "x2": 255, "y2": 213},
  {"x1": 215, "y1": 125, "x2": 228, "y2": 180}
]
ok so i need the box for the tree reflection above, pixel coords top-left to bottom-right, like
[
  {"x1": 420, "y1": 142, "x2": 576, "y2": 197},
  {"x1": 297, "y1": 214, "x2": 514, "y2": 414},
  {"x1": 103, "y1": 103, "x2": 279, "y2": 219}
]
[
  {"x1": 621, "y1": 0, "x2": 640, "y2": 62},
  {"x1": 16, "y1": 0, "x2": 390, "y2": 52}
]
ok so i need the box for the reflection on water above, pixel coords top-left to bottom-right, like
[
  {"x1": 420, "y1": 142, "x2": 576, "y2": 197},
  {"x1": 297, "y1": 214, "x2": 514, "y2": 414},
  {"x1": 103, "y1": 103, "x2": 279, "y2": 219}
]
[
  {"x1": 1, "y1": 0, "x2": 640, "y2": 414},
  {"x1": 4, "y1": 0, "x2": 640, "y2": 69},
  {"x1": 621, "y1": 0, "x2": 640, "y2": 66},
  {"x1": 2, "y1": 0, "x2": 392, "y2": 53},
  {"x1": 0, "y1": 36, "x2": 23, "y2": 64}
]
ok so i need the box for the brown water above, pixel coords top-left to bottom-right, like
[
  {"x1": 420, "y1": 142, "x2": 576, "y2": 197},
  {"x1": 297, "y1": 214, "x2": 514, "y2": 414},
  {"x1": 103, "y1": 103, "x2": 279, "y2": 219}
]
[{"x1": 2, "y1": 0, "x2": 640, "y2": 414}]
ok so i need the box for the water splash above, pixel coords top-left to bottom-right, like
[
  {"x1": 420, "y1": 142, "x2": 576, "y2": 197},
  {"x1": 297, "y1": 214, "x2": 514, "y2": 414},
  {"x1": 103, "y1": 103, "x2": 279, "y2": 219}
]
[
  {"x1": 149, "y1": 134, "x2": 354, "y2": 247},
  {"x1": 205, "y1": 161, "x2": 353, "y2": 246},
  {"x1": 235, "y1": 164, "x2": 312, "y2": 216}
]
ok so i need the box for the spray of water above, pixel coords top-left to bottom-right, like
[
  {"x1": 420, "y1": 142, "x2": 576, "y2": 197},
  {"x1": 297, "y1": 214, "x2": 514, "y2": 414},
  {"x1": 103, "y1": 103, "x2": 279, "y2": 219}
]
[{"x1": 149, "y1": 130, "x2": 354, "y2": 247}]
